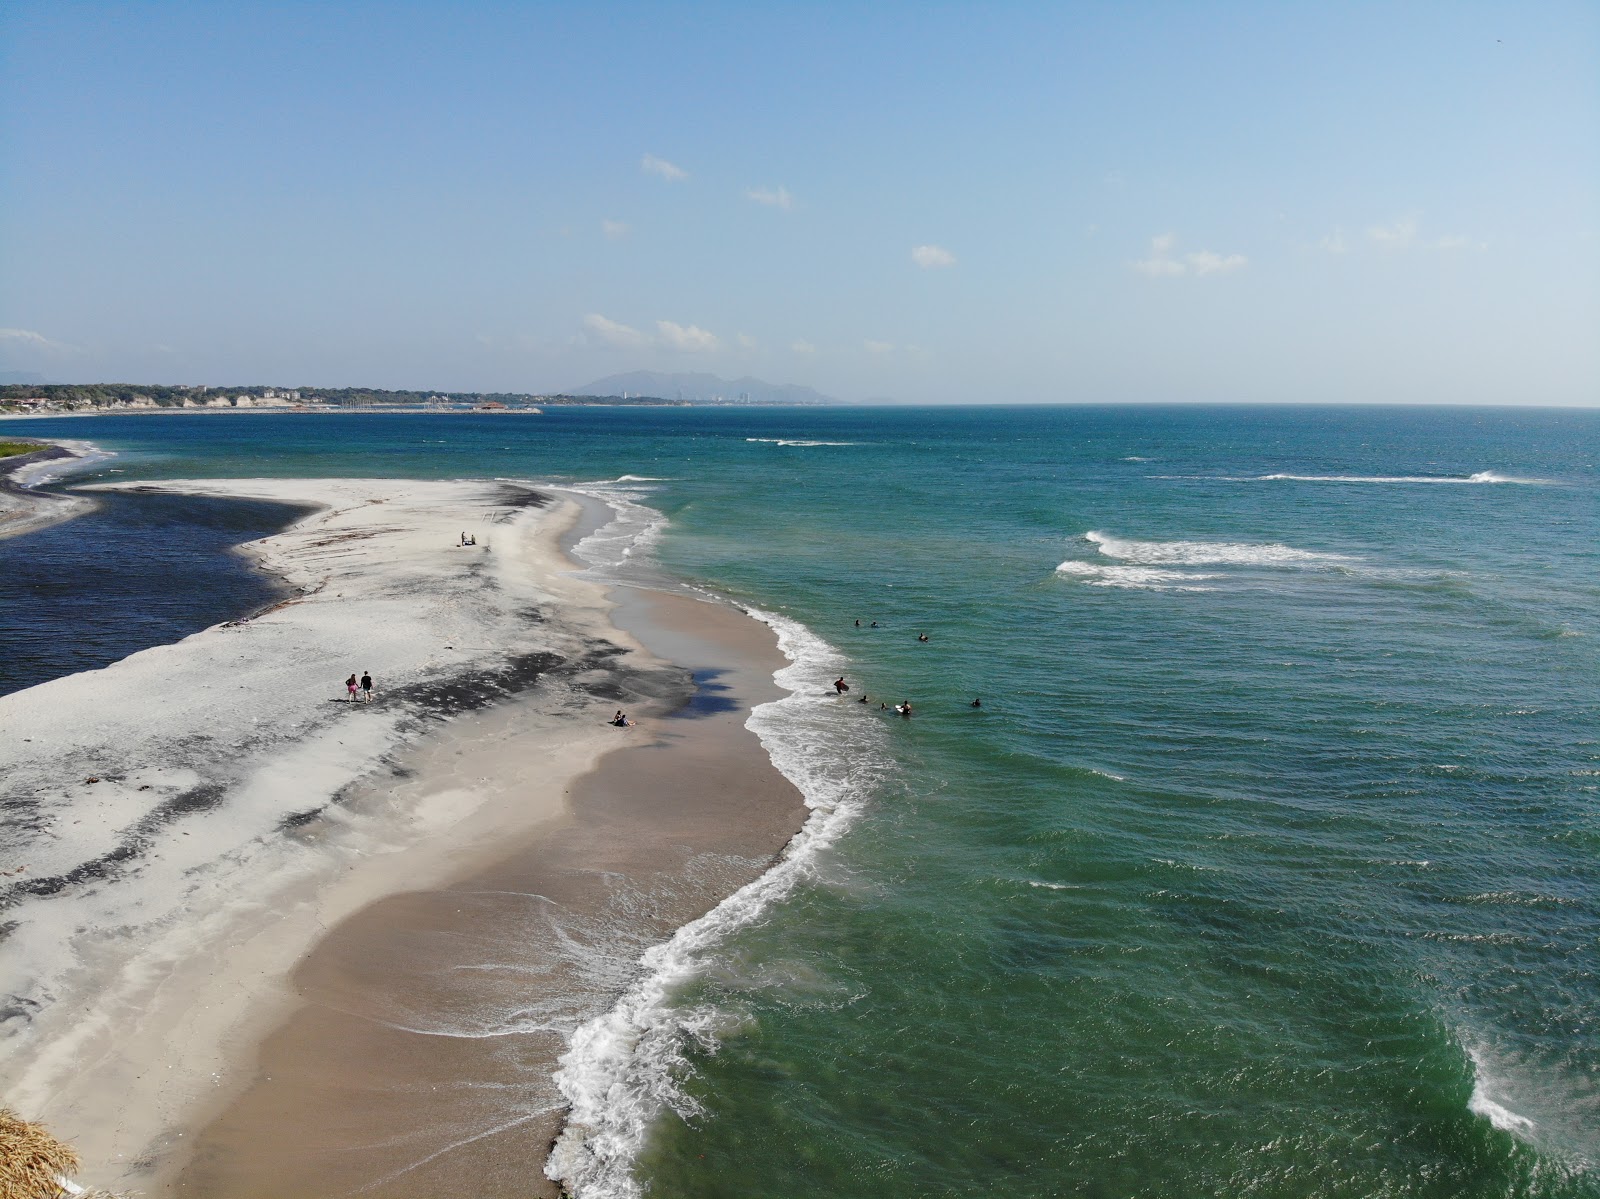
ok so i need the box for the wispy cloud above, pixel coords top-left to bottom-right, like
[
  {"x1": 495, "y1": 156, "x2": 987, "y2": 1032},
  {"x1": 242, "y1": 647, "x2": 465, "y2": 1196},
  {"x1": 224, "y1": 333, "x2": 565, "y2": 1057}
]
[
  {"x1": 656, "y1": 320, "x2": 719, "y2": 352},
  {"x1": 1366, "y1": 216, "x2": 1483, "y2": 252},
  {"x1": 601, "y1": 219, "x2": 631, "y2": 240},
  {"x1": 1319, "y1": 230, "x2": 1350, "y2": 255},
  {"x1": 864, "y1": 339, "x2": 895, "y2": 353},
  {"x1": 1132, "y1": 234, "x2": 1185, "y2": 276},
  {"x1": 641, "y1": 154, "x2": 687, "y2": 182},
  {"x1": 746, "y1": 185, "x2": 793, "y2": 210},
  {"x1": 1131, "y1": 233, "x2": 1246, "y2": 277},
  {"x1": 911, "y1": 244, "x2": 956, "y2": 269},
  {"x1": 1367, "y1": 217, "x2": 1418, "y2": 249},
  {"x1": 584, "y1": 313, "x2": 650, "y2": 350},
  {"x1": 1186, "y1": 250, "x2": 1248, "y2": 276},
  {"x1": 736, "y1": 333, "x2": 758, "y2": 350},
  {"x1": 0, "y1": 327, "x2": 75, "y2": 353},
  {"x1": 585, "y1": 313, "x2": 721, "y2": 352},
  {"x1": 791, "y1": 339, "x2": 816, "y2": 354}
]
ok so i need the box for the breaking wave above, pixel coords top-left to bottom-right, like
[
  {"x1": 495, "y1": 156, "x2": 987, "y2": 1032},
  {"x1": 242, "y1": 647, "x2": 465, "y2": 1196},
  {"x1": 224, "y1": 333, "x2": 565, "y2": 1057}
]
[
  {"x1": 745, "y1": 438, "x2": 859, "y2": 447},
  {"x1": 547, "y1": 610, "x2": 891, "y2": 1199}
]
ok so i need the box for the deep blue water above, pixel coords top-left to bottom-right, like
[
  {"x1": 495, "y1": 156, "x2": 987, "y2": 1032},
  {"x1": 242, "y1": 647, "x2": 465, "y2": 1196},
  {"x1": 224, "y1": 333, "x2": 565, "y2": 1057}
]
[{"x1": 2, "y1": 405, "x2": 1596, "y2": 1197}]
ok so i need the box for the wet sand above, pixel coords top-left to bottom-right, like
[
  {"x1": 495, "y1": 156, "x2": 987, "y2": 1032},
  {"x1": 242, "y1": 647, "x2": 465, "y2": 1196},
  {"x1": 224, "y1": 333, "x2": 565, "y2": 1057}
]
[{"x1": 170, "y1": 588, "x2": 805, "y2": 1198}]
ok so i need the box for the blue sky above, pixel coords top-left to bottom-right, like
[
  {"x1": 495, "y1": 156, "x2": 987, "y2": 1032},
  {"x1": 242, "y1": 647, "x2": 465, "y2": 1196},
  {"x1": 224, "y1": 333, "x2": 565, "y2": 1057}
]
[{"x1": 2, "y1": 1, "x2": 1596, "y2": 404}]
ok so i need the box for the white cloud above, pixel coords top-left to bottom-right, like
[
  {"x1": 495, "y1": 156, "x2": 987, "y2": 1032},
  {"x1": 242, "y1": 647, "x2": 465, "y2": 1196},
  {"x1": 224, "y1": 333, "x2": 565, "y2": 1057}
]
[
  {"x1": 746, "y1": 185, "x2": 793, "y2": 210},
  {"x1": 0, "y1": 327, "x2": 73, "y2": 353},
  {"x1": 1131, "y1": 234, "x2": 1246, "y2": 277},
  {"x1": 1320, "y1": 230, "x2": 1349, "y2": 254},
  {"x1": 791, "y1": 339, "x2": 816, "y2": 354},
  {"x1": 656, "y1": 320, "x2": 720, "y2": 352},
  {"x1": 584, "y1": 313, "x2": 721, "y2": 353},
  {"x1": 584, "y1": 313, "x2": 650, "y2": 350},
  {"x1": 641, "y1": 154, "x2": 688, "y2": 182},
  {"x1": 736, "y1": 333, "x2": 758, "y2": 350},
  {"x1": 864, "y1": 339, "x2": 895, "y2": 354},
  {"x1": 1367, "y1": 217, "x2": 1418, "y2": 249},
  {"x1": 1186, "y1": 250, "x2": 1247, "y2": 276},
  {"x1": 601, "y1": 219, "x2": 631, "y2": 240},
  {"x1": 911, "y1": 244, "x2": 956, "y2": 269}
]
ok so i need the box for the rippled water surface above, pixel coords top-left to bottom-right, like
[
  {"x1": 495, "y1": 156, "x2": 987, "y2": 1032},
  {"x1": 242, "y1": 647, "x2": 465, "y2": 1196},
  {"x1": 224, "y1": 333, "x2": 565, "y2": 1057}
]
[{"x1": 2, "y1": 404, "x2": 1596, "y2": 1197}]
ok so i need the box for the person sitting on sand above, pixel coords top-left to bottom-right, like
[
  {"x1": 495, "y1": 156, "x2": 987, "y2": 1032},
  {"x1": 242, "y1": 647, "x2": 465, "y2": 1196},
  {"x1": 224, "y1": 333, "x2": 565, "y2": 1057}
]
[
  {"x1": 834, "y1": 677, "x2": 849, "y2": 694},
  {"x1": 610, "y1": 710, "x2": 630, "y2": 727}
]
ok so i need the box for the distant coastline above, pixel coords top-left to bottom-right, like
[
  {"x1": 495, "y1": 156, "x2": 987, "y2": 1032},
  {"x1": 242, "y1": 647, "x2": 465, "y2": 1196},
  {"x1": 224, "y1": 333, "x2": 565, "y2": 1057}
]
[{"x1": 1, "y1": 377, "x2": 835, "y2": 417}]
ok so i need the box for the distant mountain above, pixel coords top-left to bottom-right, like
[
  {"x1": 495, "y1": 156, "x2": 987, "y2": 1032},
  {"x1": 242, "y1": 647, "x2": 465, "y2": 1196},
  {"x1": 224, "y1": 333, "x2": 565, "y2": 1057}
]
[{"x1": 572, "y1": 371, "x2": 836, "y2": 405}]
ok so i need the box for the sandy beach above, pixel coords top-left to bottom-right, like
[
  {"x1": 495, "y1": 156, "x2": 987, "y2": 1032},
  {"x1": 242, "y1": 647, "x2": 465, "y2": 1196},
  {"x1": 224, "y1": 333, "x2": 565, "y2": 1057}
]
[
  {"x1": 0, "y1": 439, "x2": 103, "y2": 541},
  {"x1": 0, "y1": 475, "x2": 804, "y2": 1195}
]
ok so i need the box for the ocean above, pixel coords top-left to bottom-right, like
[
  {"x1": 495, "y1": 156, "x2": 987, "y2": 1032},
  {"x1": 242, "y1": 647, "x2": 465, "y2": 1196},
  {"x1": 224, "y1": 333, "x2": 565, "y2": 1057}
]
[{"x1": 1, "y1": 404, "x2": 1596, "y2": 1198}]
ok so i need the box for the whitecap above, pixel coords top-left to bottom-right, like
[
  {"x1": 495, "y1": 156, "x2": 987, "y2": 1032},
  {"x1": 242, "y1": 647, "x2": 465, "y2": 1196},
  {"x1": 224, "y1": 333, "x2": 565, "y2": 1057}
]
[
  {"x1": 744, "y1": 438, "x2": 858, "y2": 447},
  {"x1": 1084, "y1": 530, "x2": 1354, "y2": 568},
  {"x1": 1245, "y1": 471, "x2": 1547, "y2": 485},
  {"x1": 1053, "y1": 561, "x2": 1217, "y2": 591},
  {"x1": 547, "y1": 608, "x2": 892, "y2": 1199}
]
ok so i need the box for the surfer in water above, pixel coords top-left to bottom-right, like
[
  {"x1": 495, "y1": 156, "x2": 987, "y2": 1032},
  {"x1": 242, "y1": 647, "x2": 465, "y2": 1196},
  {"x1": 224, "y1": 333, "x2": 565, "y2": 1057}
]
[
  {"x1": 897, "y1": 700, "x2": 914, "y2": 718},
  {"x1": 834, "y1": 677, "x2": 849, "y2": 694}
]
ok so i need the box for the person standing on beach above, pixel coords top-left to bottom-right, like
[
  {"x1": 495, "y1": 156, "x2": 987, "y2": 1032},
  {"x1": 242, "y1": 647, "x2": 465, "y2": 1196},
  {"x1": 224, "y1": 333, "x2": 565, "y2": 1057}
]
[
  {"x1": 345, "y1": 674, "x2": 359, "y2": 702},
  {"x1": 360, "y1": 671, "x2": 373, "y2": 702}
]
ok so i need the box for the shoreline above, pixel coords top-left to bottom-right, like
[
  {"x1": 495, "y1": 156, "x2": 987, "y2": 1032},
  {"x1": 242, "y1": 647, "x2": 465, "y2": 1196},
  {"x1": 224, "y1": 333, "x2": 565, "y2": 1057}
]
[
  {"x1": 0, "y1": 439, "x2": 100, "y2": 540},
  {"x1": 0, "y1": 473, "x2": 808, "y2": 1197}
]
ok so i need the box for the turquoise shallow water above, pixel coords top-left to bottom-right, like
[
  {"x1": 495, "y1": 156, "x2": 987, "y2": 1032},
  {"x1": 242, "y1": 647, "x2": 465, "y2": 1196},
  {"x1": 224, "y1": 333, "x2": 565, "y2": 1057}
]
[{"x1": 4, "y1": 405, "x2": 1597, "y2": 1197}]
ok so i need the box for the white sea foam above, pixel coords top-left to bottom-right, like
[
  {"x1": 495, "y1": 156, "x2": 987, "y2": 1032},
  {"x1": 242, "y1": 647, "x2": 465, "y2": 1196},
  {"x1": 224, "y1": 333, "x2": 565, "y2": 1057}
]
[
  {"x1": 8, "y1": 438, "x2": 115, "y2": 487},
  {"x1": 547, "y1": 609, "x2": 892, "y2": 1199},
  {"x1": 564, "y1": 478, "x2": 670, "y2": 573},
  {"x1": 1055, "y1": 531, "x2": 1355, "y2": 590},
  {"x1": 1084, "y1": 530, "x2": 1354, "y2": 567},
  {"x1": 744, "y1": 438, "x2": 858, "y2": 447},
  {"x1": 1461, "y1": 1037, "x2": 1600, "y2": 1171},
  {"x1": 1053, "y1": 561, "x2": 1218, "y2": 591},
  {"x1": 1168, "y1": 470, "x2": 1549, "y2": 485}
]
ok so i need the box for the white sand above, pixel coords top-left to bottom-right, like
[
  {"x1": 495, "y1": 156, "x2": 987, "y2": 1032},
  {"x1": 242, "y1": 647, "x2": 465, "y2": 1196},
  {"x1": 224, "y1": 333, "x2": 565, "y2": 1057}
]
[
  {"x1": 0, "y1": 478, "x2": 659, "y2": 1189},
  {"x1": 0, "y1": 440, "x2": 107, "y2": 540}
]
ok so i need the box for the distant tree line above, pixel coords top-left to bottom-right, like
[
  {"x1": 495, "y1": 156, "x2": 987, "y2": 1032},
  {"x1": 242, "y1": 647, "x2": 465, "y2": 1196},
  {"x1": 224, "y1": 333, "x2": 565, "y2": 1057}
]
[{"x1": 0, "y1": 384, "x2": 695, "y2": 409}]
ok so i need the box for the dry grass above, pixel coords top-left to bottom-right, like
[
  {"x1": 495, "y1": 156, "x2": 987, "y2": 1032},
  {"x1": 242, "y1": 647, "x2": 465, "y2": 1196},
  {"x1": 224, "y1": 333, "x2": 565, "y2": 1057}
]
[{"x1": 0, "y1": 1108, "x2": 79, "y2": 1199}]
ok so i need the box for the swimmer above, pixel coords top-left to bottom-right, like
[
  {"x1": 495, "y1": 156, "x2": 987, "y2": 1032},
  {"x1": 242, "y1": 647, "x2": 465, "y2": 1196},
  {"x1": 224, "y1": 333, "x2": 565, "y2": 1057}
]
[
  {"x1": 970, "y1": 697, "x2": 982, "y2": 708},
  {"x1": 859, "y1": 694, "x2": 869, "y2": 703},
  {"x1": 917, "y1": 633, "x2": 930, "y2": 642}
]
